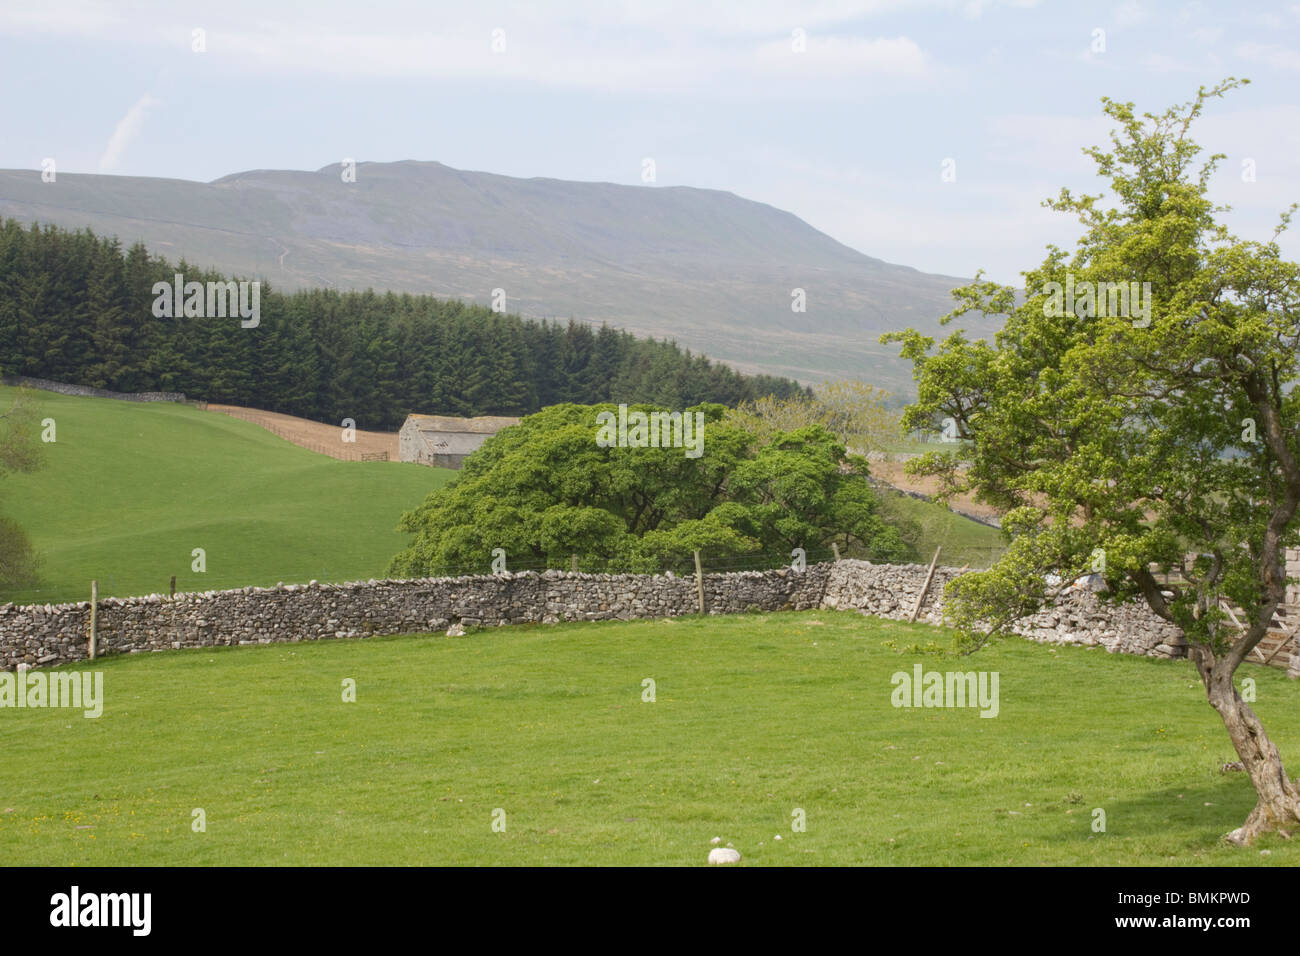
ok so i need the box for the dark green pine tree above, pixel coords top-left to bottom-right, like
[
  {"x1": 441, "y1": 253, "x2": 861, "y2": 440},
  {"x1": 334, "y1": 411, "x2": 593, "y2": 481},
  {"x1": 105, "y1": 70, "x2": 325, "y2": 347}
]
[
  {"x1": 0, "y1": 220, "x2": 27, "y2": 376},
  {"x1": 588, "y1": 324, "x2": 623, "y2": 402},
  {"x1": 254, "y1": 291, "x2": 319, "y2": 418},
  {"x1": 82, "y1": 236, "x2": 131, "y2": 389},
  {"x1": 0, "y1": 218, "x2": 812, "y2": 420},
  {"x1": 15, "y1": 233, "x2": 60, "y2": 379},
  {"x1": 478, "y1": 313, "x2": 533, "y2": 415},
  {"x1": 560, "y1": 320, "x2": 597, "y2": 402},
  {"x1": 526, "y1": 320, "x2": 566, "y2": 409}
]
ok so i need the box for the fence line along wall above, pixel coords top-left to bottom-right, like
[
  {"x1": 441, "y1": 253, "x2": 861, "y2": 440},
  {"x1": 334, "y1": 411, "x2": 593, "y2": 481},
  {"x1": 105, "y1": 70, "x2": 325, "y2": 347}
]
[
  {"x1": 0, "y1": 566, "x2": 831, "y2": 670},
  {"x1": 822, "y1": 560, "x2": 1190, "y2": 661},
  {"x1": 1, "y1": 561, "x2": 1295, "y2": 676}
]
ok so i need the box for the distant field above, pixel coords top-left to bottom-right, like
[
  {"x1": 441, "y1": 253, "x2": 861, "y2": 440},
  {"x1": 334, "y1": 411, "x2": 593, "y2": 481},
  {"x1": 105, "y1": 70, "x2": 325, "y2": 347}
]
[
  {"x1": 874, "y1": 488, "x2": 1005, "y2": 569},
  {"x1": 0, "y1": 386, "x2": 454, "y2": 604},
  {"x1": 207, "y1": 404, "x2": 399, "y2": 461},
  {"x1": 0, "y1": 610, "x2": 1292, "y2": 866}
]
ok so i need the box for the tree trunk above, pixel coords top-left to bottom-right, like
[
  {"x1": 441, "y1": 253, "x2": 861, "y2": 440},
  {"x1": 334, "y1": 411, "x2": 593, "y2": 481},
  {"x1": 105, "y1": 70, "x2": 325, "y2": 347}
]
[{"x1": 1198, "y1": 649, "x2": 1300, "y2": 844}]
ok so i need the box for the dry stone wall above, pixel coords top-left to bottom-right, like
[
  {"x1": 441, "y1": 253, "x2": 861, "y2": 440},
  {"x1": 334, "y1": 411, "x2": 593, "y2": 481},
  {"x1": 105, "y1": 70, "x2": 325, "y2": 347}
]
[
  {"x1": 823, "y1": 560, "x2": 1188, "y2": 659},
  {"x1": 0, "y1": 566, "x2": 829, "y2": 670},
  {"x1": 0, "y1": 560, "x2": 1290, "y2": 674},
  {"x1": 0, "y1": 375, "x2": 188, "y2": 404}
]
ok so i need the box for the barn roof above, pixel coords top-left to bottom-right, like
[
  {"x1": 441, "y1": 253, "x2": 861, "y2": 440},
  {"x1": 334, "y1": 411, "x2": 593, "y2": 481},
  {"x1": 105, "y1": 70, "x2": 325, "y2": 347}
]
[{"x1": 402, "y1": 414, "x2": 520, "y2": 434}]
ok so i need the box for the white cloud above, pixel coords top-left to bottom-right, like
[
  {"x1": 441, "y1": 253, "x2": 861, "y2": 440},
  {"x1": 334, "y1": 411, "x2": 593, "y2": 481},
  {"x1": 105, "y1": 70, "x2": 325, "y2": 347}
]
[
  {"x1": 1140, "y1": 52, "x2": 1192, "y2": 72},
  {"x1": 602, "y1": 0, "x2": 911, "y2": 33},
  {"x1": 960, "y1": 0, "x2": 1039, "y2": 18},
  {"x1": 1113, "y1": 1, "x2": 1150, "y2": 27},
  {"x1": 0, "y1": 0, "x2": 1035, "y2": 42},
  {"x1": 99, "y1": 94, "x2": 160, "y2": 170},
  {"x1": 0, "y1": 0, "x2": 1001, "y2": 92},
  {"x1": 171, "y1": 22, "x2": 939, "y2": 93},
  {"x1": 1235, "y1": 41, "x2": 1300, "y2": 71},
  {"x1": 753, "y1": 34, "x2": 930, "y2": 76},
  {"x1": 983, "y1": 112, "x2": 1115, "y2": 176},
  {"x1": 0, "y1": 1, "x2": 121, "y2": 36}
]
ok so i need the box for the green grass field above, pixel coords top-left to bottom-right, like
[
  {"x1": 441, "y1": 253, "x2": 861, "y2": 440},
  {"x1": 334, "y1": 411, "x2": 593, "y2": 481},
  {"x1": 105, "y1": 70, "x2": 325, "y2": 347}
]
[
  {"x1": 875, "y1": 488, "x2": 1006, "y2": 569},
  {"x1": 0, "y1": 386, "x2": 455, "y2": 604},
  {"x1": 1, "y1": 610, "x2": 1293, "y2": 866},
  {"x1": 1, "y1": 386, "x2": 1006, "y2": 601}
]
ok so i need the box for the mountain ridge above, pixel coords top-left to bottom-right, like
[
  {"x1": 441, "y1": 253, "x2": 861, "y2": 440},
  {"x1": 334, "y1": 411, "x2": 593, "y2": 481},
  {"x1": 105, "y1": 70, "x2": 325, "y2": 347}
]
[{"x1": 0, "y1": 160, "x2": 991, "y2": 391}]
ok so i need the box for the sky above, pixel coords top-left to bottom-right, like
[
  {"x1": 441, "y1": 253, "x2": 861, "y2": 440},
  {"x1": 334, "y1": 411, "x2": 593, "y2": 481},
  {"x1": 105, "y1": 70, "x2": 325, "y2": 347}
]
[{"x1": 1, "y1": 0, "x2": 1299, "y2": 285}]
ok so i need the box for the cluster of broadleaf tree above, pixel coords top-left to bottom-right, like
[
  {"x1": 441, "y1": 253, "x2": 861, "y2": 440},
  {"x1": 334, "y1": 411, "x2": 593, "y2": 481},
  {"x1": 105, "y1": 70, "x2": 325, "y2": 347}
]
[
  {"x1": 389, "y1": 403, "x2": 906, "y2": 578},
  {"x1": 0, "y1": 218, "x2": 808, "y2": 429}
]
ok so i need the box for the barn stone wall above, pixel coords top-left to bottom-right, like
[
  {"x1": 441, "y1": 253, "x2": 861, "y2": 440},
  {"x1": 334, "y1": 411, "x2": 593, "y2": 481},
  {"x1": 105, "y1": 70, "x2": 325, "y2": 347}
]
[{"x1": 397, "y1": 415, "x2": 519, "y2": 469}]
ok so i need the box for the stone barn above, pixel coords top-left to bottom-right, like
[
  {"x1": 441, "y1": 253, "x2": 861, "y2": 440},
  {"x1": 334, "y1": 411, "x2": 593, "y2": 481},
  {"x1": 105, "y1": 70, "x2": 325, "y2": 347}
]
[{"x1": 398, "y1": 414, "x2": 520, "y2": 469}]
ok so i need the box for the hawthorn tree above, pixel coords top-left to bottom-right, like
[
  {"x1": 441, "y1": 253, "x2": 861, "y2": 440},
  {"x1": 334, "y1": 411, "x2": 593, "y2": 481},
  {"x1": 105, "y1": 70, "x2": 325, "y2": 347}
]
[
  {"x1": 725, "y1": 379, "x2": 900, "y2": 455},
  {"x1": 883, "y1": 78, "x2": 1300, "y2": 844}
]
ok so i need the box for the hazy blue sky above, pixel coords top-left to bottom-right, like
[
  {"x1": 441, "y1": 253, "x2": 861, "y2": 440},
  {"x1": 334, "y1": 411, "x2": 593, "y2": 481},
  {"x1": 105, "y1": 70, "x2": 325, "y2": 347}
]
[{"x1": 2, "y1": 0, "x2": 1298, "y2": 284}]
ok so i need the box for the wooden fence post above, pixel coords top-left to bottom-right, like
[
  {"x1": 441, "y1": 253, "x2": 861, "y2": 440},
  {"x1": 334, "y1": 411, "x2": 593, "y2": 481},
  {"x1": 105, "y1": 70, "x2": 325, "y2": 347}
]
[
  {"x1": 170, "y1": 575, "x2": 176, "y2": 598},
  {"x1": 908, "y1": 546, "x2": 942, "y2": 623},
  {"x1": 88, "y1": 580, "x2": 98, "y2": 661},
  {"x1": 831, "y1": 543, "x2": 841, "y2": 562},
  {"x1": 693, "y1": 550, "x2": 705, "y2": 615}
]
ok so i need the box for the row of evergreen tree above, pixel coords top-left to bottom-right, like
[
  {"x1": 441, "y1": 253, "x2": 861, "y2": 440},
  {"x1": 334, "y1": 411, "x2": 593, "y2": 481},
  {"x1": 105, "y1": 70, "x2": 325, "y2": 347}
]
[{"x1": 0, "y1": 219, "x2": 809, "y2": 430}]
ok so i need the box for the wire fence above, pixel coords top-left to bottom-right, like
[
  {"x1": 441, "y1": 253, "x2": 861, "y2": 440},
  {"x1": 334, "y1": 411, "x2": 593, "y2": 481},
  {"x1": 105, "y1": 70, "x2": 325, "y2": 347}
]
[
  {"x1": 0, "y1": 543, "x2": 999, "y2": 608},
  {"x1": 210, "y1": 406, "x2": 397, "y2": 461},
  {"x1": 6, "y1": 546, "x2": 1296, "y2": 670}
]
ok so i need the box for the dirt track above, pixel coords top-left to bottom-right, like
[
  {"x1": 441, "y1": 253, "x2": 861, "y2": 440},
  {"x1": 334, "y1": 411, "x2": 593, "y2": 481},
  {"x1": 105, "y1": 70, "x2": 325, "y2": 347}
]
[
  {"x1": 207, "y1": 405, "x2": 400, "y2": 461},
  {"x1": 868, "y1": 457, "x2": 1002, "y2": 522}
]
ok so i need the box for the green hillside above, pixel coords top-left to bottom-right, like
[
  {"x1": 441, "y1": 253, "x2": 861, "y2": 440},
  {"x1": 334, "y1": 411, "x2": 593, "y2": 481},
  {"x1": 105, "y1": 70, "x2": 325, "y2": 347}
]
[
  {"x1": 0, "y1": 386, "x2": 1006, "y2": 603},
  {"x1": 0, "y1": 611, "x2": 1291, "y2": 866},
  {"x1": 0, "y1": 162, "x2": 990, "y2": 390},
  {"x1": 874, "y1": 488, "x2": 1005, "y2": 569},
  {"x1": 0, "y1": 386, "x2": 454, "y2": 604}
]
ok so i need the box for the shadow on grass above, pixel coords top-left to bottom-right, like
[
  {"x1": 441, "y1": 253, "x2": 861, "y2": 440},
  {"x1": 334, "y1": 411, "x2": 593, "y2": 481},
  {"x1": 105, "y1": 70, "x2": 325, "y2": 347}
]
[{"x1": 1043, "y1": 776, "x2": 1262, "y2": 855}]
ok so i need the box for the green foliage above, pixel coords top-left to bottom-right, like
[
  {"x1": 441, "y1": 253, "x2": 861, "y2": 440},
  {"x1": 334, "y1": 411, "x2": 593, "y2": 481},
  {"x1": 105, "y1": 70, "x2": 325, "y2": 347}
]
[
  {"x1": 884, "y1": 79, "x2": 1300, "y2": 658},
  {"x1": 389, "y1": 403, "x2": 905, "y2": 575},
  {"x1": 725, "y1": 379, "x2": 901, "y2": 454},
  {"x1": 0, "y1": 219, "x2": 809, "y2": 429}
]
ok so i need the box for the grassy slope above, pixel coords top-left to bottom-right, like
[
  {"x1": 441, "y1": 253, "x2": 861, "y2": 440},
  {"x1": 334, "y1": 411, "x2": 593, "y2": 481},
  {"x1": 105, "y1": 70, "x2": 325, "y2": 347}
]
[
  {"x1": 874, "y1": 489, "x2": 1005, "y2": 569},
  {"x1": 1, "y1": 386, "x2": 1004, "y2": 601},
  {"x1": 1, "y1": 610, "x2": 1293, "y2": 866},
  {"x1": 0, "y1": 386, "x2": 454, "y2": 604}
]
